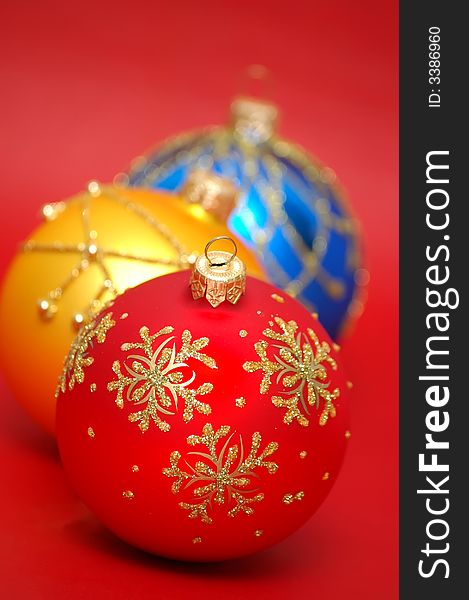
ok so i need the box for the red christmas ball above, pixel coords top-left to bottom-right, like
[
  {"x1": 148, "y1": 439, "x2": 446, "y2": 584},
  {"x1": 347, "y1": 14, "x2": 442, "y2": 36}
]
[{"x1": 56, "y1": 257, "x2": 350, "y2": 561}]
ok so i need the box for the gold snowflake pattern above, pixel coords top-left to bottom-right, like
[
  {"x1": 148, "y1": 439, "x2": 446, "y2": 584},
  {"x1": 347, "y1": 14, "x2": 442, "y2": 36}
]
[
  {"x1": 162, "y1": 423, "x2": 278, "y2": 524},
  {"x1": 243, "y1": 317, "x2": 340, "y2": 427},
  {"x1": 107, "y1": 326, "x2": 217, "y2": 433},
  {"x1": 56, "y1": 312, "x2": 116, "y2": 396}
]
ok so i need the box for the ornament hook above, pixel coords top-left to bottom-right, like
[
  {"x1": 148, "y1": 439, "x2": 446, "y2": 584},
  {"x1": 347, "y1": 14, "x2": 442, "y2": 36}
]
[
  {"x1": 204, "y1": 236, "x2": 238, "y2": 267},
  {"x1": 191, "y1": 237, "x2": 246, "y2": 307}
]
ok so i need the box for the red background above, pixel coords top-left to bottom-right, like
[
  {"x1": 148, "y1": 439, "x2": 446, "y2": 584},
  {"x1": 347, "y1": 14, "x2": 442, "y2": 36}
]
[{"x1": 0, "y1": 0, "x2": 398, "y2": 598}]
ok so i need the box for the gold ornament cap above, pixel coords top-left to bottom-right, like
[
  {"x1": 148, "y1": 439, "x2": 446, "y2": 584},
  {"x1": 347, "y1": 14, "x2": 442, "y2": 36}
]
[
  {"x1": 190, "y1": 236, "x2": 246, "y2": 308},
  {"x1": 181, "y1": 170, "x2": 240, "y2": 222},
  {"x1": 230, "y1": 97, "x2": 279, "y2": 145}
]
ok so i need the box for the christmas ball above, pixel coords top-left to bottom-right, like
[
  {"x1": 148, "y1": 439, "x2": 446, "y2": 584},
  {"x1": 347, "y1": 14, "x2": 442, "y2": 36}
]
[
  {"x1": 0, "y1": 183, "x2": 262, "y2": 436},
  {"x1": 56, "y1": 242, "x2": 351, "y2": 561},
  {"x1": 122, "y1": 95, "x2": 367, "y2": 339}
]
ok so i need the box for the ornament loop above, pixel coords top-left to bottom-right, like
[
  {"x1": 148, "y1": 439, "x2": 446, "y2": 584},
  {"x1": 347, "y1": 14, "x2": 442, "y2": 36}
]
[
  {"x1": 204, "y1": 236, "x2": 238, "y2": 267},
  {"x1": 191, "y1": 238, "x2": 246, "y2": 308}
]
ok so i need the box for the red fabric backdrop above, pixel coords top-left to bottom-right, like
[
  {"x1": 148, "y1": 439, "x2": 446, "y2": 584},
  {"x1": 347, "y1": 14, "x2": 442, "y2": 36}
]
[{"x1": 0, "y1": 0, "x2": 398, "y2": 597}]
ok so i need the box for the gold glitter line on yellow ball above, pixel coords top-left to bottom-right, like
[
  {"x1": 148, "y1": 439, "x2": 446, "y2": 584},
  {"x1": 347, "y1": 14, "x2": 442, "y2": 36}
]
[
  {"x1": 282, "y1": 491, "x2": 305, "y2": 505},
  {"x1": 131, "y1": 465, "x2": 140, "y2": 473},
  {"x1": 122, "y1": 490, "x2": 134, "y2": 499},
  {"x1": 87, "y1": 427, "x2": 95, "y2": 438},
  {"x1": 299, "y1": 450, "x2": 308, "y2": 459},
  {"x1": 235, "y1": 397, "x2": 246, "y2": 408},
  {"x1": 90, "y1": 383, "x2": 97, "y2": 393},
  {"x1": 271, "y1": 293, "x2": 285, "y2": 304},
  {"x1": 192, "y1": 537, "x2": 202, "y2": 544},
  {"x1": 345, "y1": 430, "x2": 352, "y2": 439},
  {"x1": 25, "y1": 184, "x2": 192, "y2": 328},
  {"x1": 346, "y1": 381, "x2": 354, "y2": 389},
  {"x1": 120, "y1": 312, "x2": 129, "y2": 320},
  {"x1": 239, "y1": 329, "x2": 248, "y2": 338},
  {"x1": 254, "y1": 530, "x2": 264, "y2": 538},
  {"x1": 322, "y1": 472, "x2": 330, "y2": 481}
]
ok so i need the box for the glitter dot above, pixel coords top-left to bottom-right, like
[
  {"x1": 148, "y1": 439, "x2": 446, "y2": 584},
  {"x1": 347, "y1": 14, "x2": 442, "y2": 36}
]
[
  {"x1": 283, "y1": 491, "x2": 304, "y2": 505},
  {"x1": 256, "y1": 310, "x2": 262, "y2": 315},
  {"x1": 120, "y1": 312, "x2": 129, "y2": 320},
  {"x1": 114, "y1": 172, "x2": 130, "y2": 186},
  {"x1": 320, "y1": 166, "x2": 337, "y2": 184},
  {"x1": 235, "y1": 397, "x2": 246, "y2": 408},
  {"x1": 90, "y1": 383, "x2": 97, "y2": 393},
  {"x1": 40, "y1": 201, "x2": 65, "y2": 221},
  {"x1": 254, "y1": 530, "x2": 264, "y2": 538},
  {"x1": 73, "y1": 313, "x2": 85, "y2": 328},
  {"x1": 354, "y1": 268, "x2": 370, "y2": 286},
  {"x1": 299, "y1": 450, "x2": 308, "y2": 459},
  {"x1": 333, "y1": 343, "x2": 341, "y2": 352},
  {"x1": 345, "y1": 430, "x2": 352, "y2": 440},
  {"x1": 327, "y1": 280, "x2": 345, "y2": 299},
  {"x1": 131, "y1": 465, "x2": 140, "y2": 473},
  {"x1": 192, "y1": 537, "x2": 202, "y2": 544},
  {"x1": 254, "y1": 229, "x2": 267, "y2": 245},
  {"x1": 122, "y1": 490, "x2": 134, "y2": 500},
  {"x1": 87, "y1": 427, "x2": 95, "y2": 438},
  {"x1": 313, "y1": 236, "x2": 327, "y2": 253},
  {"x1": 311, "y1": 312, "x2": 319, "y2": 320},
  {"x1": 39, "y1": 299, "x2": 57, "y2": 319},
  {"x1": 88, "y1": 181, "x2": 101, "y2": 197},
  {"x1": 271, "y1": 293, "x2": 285, "y2": 304},
  {"x1": 348, "y1": 299, "x2": 364, "y2": 318},
  {"x1": 38, "y1": 299, "x2": 49, "y2": 312},
  {"x1": 285, "y1": 280, "x2": 301, "y2": 297},
  {"x1": 239, "y1": 329, "x2": 248, "y2": 338},
  {"x1": 42, "y1": 204, "x2": 55, "y2": 220},
  {"x1": 322, "y1": 472, "x2": 330, "y2": 481},
  {"x1": 346, "y1": 381, "x2": 354, "y2": 390}
]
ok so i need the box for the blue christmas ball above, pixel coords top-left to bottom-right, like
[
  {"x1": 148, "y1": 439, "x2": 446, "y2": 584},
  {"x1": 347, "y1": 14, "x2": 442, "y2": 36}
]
[{"x1": 123, "y1": 98, "x2": 366, "y2": 339}]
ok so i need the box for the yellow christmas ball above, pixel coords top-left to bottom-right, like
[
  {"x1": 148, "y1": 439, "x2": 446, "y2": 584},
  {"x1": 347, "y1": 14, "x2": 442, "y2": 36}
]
[{"x1": 0, "y1": 182, "x2": 263, "y2": 436}]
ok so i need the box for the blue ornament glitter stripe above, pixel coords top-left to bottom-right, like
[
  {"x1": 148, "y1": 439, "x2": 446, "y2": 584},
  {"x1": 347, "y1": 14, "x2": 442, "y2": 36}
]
[{"x1": 124, "y1": 105, "x2": 364, "y2": 339}]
